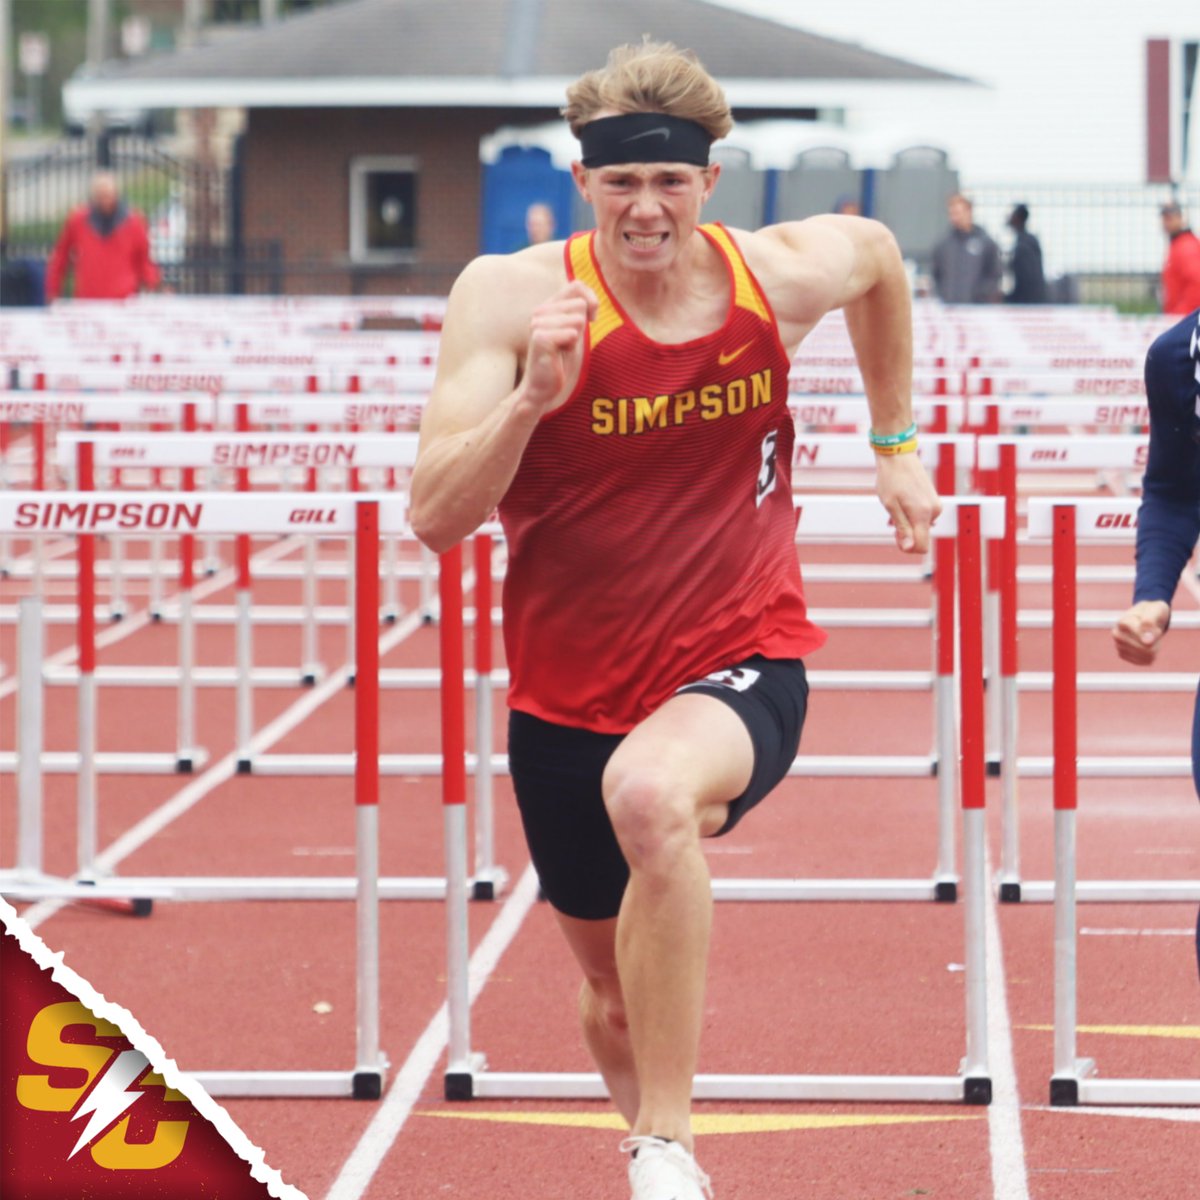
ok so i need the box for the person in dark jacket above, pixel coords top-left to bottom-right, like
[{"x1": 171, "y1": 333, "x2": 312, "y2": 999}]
[
  {"x1": 930, "y1": 192, "x2": 1001, "y2": 304},
  {"x1": 1111, "y1": 306, "x2": 1200, "y2": 982},
  {"x1": 46, "y1": 171, "x2": 161, "y2": 301},
  {"x1": 1005, "y1": 202, "x2": 1047, "y2": 304}
]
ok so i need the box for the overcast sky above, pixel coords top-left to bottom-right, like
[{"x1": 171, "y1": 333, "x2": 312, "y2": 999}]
[{"x1": 713, "y1": 0, "x2": 1200, "y2": 185}]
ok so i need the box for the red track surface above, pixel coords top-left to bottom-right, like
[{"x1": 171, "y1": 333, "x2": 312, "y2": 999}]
[{"x1": 2, "y1": 522, "x2": 1199, "y2": 1200}]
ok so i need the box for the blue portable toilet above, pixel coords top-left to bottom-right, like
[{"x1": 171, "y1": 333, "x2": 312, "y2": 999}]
[{"x1": 480, "y1": 144, "x2": 575, "y2": 253}]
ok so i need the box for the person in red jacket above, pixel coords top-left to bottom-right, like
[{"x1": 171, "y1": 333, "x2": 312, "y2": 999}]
[
  {"x1": 46, "y1": 171, "x2": 162, "y2": 301},
  {"x1": 1160, "y1": 201, "x2": 1200, "y2": 315}
]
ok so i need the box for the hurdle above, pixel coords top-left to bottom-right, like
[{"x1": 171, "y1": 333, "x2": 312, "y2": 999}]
[
  {"x1": 985, "y1": 458, "x2": 1200, "y2": 902},
  {"x1": 1039, "y1": 500, "x2": 1200, "y2": 1106},
  {"x1": 1017, "y1": 495, "x2": 1200, "y2": 903},
  {"x1": 0, "y1": 491, "x2": 466, "y2": 918},
  {"x1": 439, "y1": 497, "x2": 999, "y2": 1105}
]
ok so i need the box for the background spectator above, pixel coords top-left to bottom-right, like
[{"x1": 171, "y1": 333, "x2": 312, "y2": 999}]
[
  {"x1": 1005, "y1": 202, "x2": 1047, "y2": 303},
  {"x1": 46, "y1": 170, "x2": 162, "y2": 301},
  {"x1": 931, "y1": 192, "x2": 1001, "y2": 304},
  {"x1": 524, "y1": 201, "x2": 557, "y2": 246},
  {"x1": 1159, "y1": 202, "x2": 1200, "y2": 315}
]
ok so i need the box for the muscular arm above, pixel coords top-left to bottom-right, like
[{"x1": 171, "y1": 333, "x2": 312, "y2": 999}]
[
  {"x1": 409, "y1": 255, "x2": 595, "y2": 552},
  {"x1": 753, "y1": 216, "x2": 941, "y2": 551}
]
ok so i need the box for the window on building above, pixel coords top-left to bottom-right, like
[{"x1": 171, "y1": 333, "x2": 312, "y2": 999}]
[{"x1": 349, "y1": 157, "x2": 418, "y2": 263}]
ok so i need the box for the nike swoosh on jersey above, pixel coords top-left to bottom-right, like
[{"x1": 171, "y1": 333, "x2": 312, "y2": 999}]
[
  {"x1": 717, "y1": 342, "x2": 752, "y2": 366},
  {"x1": 621, "y1": 127, "x2": 671, "y2": 143}
]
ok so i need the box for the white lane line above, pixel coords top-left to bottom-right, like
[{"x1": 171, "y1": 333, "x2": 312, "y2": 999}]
[
  {"x1": 986, "y1": 848, "x2": 1031, "y2": 1200},
  {"x1": 1033, "y1": 1105, "x2": 1200, "y2": 1123},
  {"x1": 323, "y1": 864, "x2": 540, "y2": 1200},
  {"x1": 1081, "y1": 928, "x2": 1194, "y2": 937},
  {"x1": 17, "y1": 604, "x2": 427, "y2": 931}
]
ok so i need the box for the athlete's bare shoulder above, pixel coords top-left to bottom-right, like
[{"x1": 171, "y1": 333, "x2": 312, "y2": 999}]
[
  {"x1": 447, "y1": 241, "x2": 569, "y2": 353},
  {"x1": 722, "y1": 218, "x2": 892, "y2": 344}
]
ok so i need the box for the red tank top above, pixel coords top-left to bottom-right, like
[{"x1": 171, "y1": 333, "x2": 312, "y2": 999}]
[{"x1": 498, "y1": 223, "x2": 826, "y2": 733}]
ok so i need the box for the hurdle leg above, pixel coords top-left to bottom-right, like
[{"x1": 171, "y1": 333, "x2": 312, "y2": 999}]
[
  {"x1": 176, "y1": 590, "x2": 199, "y2": 772},
  {"x1": 107, "y1": 534, "x2": 127, "y2": 621},
  {"x1": 997, "y1": 675, "x2": 1021, "y2": 900},
  {"x1": 16, "y1": 597, "x2": 45, "y2": 876},
  {"x1": 438, "y1": 544, "x2": 482, "y2": 1099},
  {"x1": 471, "y1": 533, "x2": 505, "y2": 899},
  {"x1": 77, "y1": 528, "x2": 99, "y2": 880},
  {"x1": 956, "y1": 504, "x2": 992, "y2": 1103},
  {"x1": 934, "y1": 674, "x2": 958, "y2": 896},
  {"x1": 996, "y1": 442, "x2": 1022, "y2": 900},
  {"x1": 149, "y1": 534, "x2": 165, "y2": 620},
  {"x1": 932, "y1": 505, "x2": 958, "y2": 900},
  {"x1": 983, "y1": 588, "x2": 1001, "y2": 773},
  {"x1": 383, "y1": 533, "x2": 400, "y2": 623},
  {"x1": 235, "y1": 587, "x2": 254, "y2": 772},
  {"x1": 1047, "y1": 504, "x2": 1092, "y2": 1104},
  {"x1": 352, "y1": 501, "x2": 385, "y2": 1099},
  {"x1": 301, "y1": 535, "x2": 321, "y2": 684},
  {"x1": 419, "y1": 542, "x2": 436, "y2": 622}
]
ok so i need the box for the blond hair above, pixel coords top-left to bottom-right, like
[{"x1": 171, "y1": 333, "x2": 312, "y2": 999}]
[{"x1": 563, "y1": 40, "x2": 732, "y2": 142}]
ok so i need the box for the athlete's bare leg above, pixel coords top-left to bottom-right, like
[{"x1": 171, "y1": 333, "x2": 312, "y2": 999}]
[
  {"x1": 601, "y1": 692, "x2": 753, "y2": 1154},
  {"x1": 554, "y1": 914, "x2": 640, "y2": 1125}
]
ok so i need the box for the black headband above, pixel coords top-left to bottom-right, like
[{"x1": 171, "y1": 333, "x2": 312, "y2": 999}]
[{"x1": 579, "y1": 113, "x2": 713, "y2": 168}]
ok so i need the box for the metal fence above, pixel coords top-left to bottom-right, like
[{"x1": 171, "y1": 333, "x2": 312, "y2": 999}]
[{"x1": 966, "y1": 182, "x2": 1200, "y2": 311}]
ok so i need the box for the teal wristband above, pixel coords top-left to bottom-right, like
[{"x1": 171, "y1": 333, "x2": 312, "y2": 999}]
[{"x1": 868, "y1": 422, "x2": 918, "y2": 447}]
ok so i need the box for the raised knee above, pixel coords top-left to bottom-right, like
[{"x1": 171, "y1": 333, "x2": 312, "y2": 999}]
[{"x1": 604, "y1": 769, "x2": 697, "y2": 871}]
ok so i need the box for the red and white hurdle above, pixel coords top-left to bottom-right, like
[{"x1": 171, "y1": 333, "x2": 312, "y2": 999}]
[
  {"x1": 1032, "y1": 498, "x2": 1200, "y2": 1107},
  {"x1": 437, "y1": 495, "x2": 1000, "y2": 1105}
]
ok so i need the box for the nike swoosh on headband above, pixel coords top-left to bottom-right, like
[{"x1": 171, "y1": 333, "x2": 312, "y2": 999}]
[{"x1": 621, "y1": 127, "x2": 671, "y2": 143}]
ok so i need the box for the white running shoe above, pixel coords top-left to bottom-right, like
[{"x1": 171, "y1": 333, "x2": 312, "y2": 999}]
[{"x1": 622, "y1": 1136, "x2": 714, "y2": 1200}]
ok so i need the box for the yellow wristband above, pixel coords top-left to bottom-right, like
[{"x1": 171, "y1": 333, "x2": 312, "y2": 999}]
[{"x1": 871, "y1": 438, "x2": 918, "y2": 456}]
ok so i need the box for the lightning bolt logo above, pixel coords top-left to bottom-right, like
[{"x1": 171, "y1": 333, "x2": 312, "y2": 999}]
[{"x1": 68, "y1": 1049, "x2": 148, "y2": 1159}]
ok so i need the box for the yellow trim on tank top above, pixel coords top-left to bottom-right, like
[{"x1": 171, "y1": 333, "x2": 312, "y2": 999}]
[
  {"x1": 569, "y1": 235, "x2": 624, "y2": 348},
  {"x1": 700, "y1": 223, "x2": 771, "y2": 323}
]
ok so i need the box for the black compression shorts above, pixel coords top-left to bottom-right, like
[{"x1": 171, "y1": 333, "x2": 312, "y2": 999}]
[{"x1": 507, "y1": 655, "x2": 809, "y2": 920}]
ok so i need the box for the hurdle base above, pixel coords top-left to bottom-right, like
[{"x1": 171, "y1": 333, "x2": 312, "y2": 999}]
[
  {"x1": 445, "y1": 1053, "x2": 489, "y2": 1101},
  {"x1": 986, "y1": 756, "x2": 1001, "y2": 778},
  {"x1": 236, "y1": 758, "x2": 253, "y2": 775},
  {"x1": 176, "y1": 754, "x2": 197, "y2": 774},
  {"x1": 1050, "y1": 1058, "x2": 1096, "y2": 1107},
  {"x1": 963, "y1": 1076, "x2": 992, "y2": 1105},
  {"x1": 461, "y1": 1070, "x2": 983, "y2": 1103},
  {"x1": 998, "y1": 881, "x2": 1022, "y2": 903},
  {"x1": 352, "y1": 1070, "x2": 385, "y2": 1100},
  {"x1": 934, "y1": 879, "x2": 958, "y2": 903},
  {"x1": 471, "y1": 868, "x2": 510, "y2": 901}
]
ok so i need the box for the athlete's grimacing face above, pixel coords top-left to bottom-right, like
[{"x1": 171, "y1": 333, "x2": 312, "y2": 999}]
[{"x1": 572, "y1": 159, "x2": 719, "y2": 272}]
